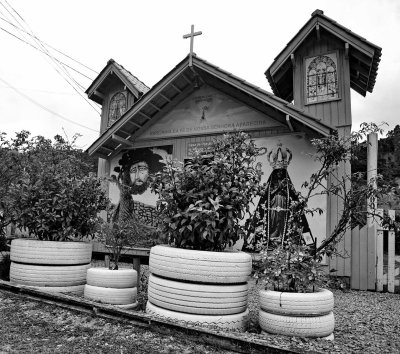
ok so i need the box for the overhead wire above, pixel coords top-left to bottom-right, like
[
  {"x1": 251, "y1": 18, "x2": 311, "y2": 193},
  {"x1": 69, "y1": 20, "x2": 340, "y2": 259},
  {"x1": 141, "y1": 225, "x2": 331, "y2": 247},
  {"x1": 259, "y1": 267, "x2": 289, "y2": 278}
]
[
  {"x1": 0, "y1": 25, "x2": 94, "y2": 81},
  {"x1": 1, "y1": 2, "x2": 98, "y2": 75},
  {"x1": 0, "y1": 1, "x2": 101, "y2": 114},
  {"x1": 0, "y1": 76, "x2": 98, "y2": 133}
]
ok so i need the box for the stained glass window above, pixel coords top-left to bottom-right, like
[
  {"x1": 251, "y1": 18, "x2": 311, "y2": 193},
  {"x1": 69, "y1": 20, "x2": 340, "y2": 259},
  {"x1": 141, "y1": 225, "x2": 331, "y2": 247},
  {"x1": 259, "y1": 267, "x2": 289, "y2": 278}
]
[
  {"x1": 305, "y1": 53, "x2": 339, "y2": 104},
  {"x1": 108, "y1": 92, "x2": 127, "y2": 127}
]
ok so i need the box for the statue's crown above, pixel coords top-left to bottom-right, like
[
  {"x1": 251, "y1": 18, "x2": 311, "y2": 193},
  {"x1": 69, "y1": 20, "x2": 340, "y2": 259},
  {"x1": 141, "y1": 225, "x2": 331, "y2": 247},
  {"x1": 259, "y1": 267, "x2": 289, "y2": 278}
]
[{"x1": 268, "y1": 143, "x2": 292, "y2": 170}]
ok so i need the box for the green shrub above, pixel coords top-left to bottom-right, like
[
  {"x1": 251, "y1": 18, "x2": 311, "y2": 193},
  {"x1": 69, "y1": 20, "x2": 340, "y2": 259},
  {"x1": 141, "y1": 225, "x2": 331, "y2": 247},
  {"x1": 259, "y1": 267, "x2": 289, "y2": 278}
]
[{"x1": 151, "y1": 131, "x2": 264, "y2": 251}]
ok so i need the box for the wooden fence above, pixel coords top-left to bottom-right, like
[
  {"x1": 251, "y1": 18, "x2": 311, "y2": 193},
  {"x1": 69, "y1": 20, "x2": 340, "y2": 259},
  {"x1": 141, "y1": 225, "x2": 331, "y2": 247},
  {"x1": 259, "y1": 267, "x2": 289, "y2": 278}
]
[{"x1": 350, "y1": 209, "x2": 398, "y2": 293}]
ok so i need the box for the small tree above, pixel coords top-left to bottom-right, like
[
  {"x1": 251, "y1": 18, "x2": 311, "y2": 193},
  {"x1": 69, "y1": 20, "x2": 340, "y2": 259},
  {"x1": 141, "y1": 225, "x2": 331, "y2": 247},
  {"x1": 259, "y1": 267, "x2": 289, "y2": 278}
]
[
  {"x1": 150, "y1": 131, "x2": 264, "y2": 251},
  {"x1": 256, "y1": 123, "x2": 393, "y2": 292},
  {"x1": 97, "y1": 207, "x2": 154, "y2": 269},
  {"x1": 7, "y1": 132, "x2": 108, "y2": 241},
  {"x1": 0, "y1": 131, "x2": 32, "y2": 237}
]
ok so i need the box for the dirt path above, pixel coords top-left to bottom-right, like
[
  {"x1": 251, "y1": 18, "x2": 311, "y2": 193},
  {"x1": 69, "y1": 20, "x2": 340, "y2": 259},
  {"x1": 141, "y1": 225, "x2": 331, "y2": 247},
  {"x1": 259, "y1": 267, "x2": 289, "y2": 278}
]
[{"x1": 0, "y1": 290, "x2": 237, "y2": 354}]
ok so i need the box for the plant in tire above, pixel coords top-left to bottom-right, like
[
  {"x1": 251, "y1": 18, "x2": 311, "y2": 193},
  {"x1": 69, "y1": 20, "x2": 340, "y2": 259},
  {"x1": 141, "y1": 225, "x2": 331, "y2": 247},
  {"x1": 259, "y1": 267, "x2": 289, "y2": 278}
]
[
  {"x1": 255, "y1": 122, "x2": 394, "y2": 293},
  {"x1": 150, "y1": 131, "x2": 264, "y2": 251},
  {"x1": 97, "y1": 208, "x2": 153, "y2": 269},
  {"x1": 9, "y1": 133, "x2": 108, "y2": 241}
]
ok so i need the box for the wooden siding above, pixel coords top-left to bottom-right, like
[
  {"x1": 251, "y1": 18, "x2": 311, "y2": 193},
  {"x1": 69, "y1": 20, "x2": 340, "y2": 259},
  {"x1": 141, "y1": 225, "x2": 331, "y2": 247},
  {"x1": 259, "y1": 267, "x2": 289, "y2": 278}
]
[{"x1": 293, "y1": 31, "x2": 352, "y2": 130}]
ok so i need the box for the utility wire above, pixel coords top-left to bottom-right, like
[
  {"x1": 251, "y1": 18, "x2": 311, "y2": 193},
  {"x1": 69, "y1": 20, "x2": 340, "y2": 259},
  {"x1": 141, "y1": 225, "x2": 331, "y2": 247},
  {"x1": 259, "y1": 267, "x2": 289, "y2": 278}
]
[
  {"x1": 0, "y1": 1, "x2": 100, "y2": 114},
  {"x1": 0, "y1": 25, "x2": 94, "y2": 81},
  {"x1": 0, "y1": 4, "x2": 98, "y2": 75},
  {"x1": 0, "y1": 76, "x2": 98, "y2": 133}
]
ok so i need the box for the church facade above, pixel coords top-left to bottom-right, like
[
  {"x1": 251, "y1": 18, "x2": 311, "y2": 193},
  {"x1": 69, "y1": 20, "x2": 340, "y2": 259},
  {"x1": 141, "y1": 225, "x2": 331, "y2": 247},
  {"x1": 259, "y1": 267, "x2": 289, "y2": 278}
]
[{"x1": 86, "y1": 10, "x2": 381, "y2": 276}]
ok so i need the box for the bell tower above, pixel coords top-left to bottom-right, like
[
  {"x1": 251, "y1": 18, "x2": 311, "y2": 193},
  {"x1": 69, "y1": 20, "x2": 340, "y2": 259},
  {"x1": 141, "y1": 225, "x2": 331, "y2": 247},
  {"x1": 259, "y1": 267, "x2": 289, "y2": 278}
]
[{"x1": 265, "y1": 9, "x2": 381, "y2": 137}]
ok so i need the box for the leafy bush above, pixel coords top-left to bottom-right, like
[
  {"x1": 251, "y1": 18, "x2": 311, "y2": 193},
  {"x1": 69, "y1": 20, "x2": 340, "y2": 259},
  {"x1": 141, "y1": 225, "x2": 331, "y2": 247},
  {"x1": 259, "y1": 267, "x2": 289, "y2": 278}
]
[
  {"x1": 97, "y1": 207, "x2": 155, "y2": 269},
  {"x1": 8, "y1": 133, "x2": 108, "y2": 241},
  {"x1": 150, "y1": 131, "x2": 264, "y2": 251}
]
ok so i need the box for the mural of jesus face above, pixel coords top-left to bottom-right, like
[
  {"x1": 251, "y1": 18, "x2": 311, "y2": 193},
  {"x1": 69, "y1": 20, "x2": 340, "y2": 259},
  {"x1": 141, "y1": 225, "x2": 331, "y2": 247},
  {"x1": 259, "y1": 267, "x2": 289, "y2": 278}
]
[{"x1": 129, "y1": 161, "x2": 149, "y2": 194}]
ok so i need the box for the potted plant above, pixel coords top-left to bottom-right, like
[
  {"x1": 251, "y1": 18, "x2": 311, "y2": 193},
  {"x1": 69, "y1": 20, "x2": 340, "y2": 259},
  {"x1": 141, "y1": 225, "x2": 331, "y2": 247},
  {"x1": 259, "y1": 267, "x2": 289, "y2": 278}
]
[
  {"x1": 8, "y1": 133, "x2": 108, "y2": 295},
  {"x1": 255, "y1": 123, "x2": 388, "y2": 338},
  {"x1": 84, "y1": 212, "x2": 148, "y2": 309},
  {"x1": 147, "y1": 131, "x2": 264, "y2": 331}
]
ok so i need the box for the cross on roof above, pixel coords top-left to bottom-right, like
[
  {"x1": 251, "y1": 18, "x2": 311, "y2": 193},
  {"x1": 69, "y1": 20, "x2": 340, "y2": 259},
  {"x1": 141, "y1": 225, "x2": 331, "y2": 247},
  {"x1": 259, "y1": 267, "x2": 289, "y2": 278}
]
[{"x1": 183, "y1": 24, "x2": 202, "y2": 67}]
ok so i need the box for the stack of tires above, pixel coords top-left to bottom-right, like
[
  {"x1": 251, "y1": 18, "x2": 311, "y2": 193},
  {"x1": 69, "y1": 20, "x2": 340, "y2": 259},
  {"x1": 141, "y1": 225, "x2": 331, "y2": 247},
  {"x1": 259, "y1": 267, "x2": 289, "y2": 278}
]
[
  {"x1": 84, "y1": 268, "x2": 138, "y2": 309},
  {"x1": 259, "y1": 289, "x2": 335, "y2": 338},
  {"x1": 10, "y1": 239, "x2": 92, "y2": 295},
  {"x1": 146, "y1": 245, "x2": 251, "y2": 331}
]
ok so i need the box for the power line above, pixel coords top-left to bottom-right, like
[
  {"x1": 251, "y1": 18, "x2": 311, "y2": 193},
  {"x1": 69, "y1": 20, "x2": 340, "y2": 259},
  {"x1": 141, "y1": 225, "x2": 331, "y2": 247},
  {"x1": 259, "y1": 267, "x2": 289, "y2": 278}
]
[
  {"x1": 0, "y1": 16, "x2": 98, "y2": 75},
  {"x1": 0, "y1": 1, "x2": 100, "y2": 114},
  {"x1": 0, "y1": 25, "x2": 94, "y2": 81},
  {"x1": 0, "y1": 76, "x2": 99, "y2": 133}
]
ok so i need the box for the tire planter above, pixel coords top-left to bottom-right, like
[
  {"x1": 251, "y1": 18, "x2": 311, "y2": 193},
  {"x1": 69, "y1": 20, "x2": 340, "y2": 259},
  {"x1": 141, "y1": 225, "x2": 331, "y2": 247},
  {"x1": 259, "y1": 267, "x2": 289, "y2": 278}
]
[
  {"x1": 147, "y1": 245, "x2": 251, "y2": 331},
  {"x1": 10, "y1": 262, "x2": 90, "y2": 287},
  {"x1": 148, "y1": 273, "x2": 248, "y2": 315},
  {"x1": 10, "y1": 239, "x2": 92, "y2": 264},
  {"x1": 10, "y1": 239, "x2": 92, "y2": 296},
  {"x1": 259, "y1": 289, "x2": 335, "y2": 338},
  {"x1": 146, "y1": 301, "x2": 249, "y2": 331},
  {"x1": 149, "y1": 245, "x2": 251, "y2": 284},
  {"x1": 84, "y1": 268, "x2": 138, "y2": 309},
  {"x1": 259, "y1": 288, "x2": 334, "y2": 316}
]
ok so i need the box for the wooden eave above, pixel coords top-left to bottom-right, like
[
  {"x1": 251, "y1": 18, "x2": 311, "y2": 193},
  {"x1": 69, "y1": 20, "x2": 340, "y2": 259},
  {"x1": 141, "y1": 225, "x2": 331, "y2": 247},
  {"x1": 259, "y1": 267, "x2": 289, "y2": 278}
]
[
  {"x1": 265, "y1": 9, "x2": 382, "y2": 100},
  {"x1": 192, "y1": 56, "x2": 334, "y2": 137},
  {"x1": 85, "y1": 61, "x2": 146, "y2": 104},
  {"x1": 87, "y1": 55, "x2": 335, "y2": 159}
]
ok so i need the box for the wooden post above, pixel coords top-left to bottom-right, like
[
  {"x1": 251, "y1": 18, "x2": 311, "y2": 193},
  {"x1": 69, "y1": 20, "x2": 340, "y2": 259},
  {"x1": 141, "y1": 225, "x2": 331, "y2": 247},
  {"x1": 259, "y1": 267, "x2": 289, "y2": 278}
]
[
  {"x1": 387, "y1": 210, "x2": 395, "y2": 293},
  {"x1": 105, "y1": 255, "x2": 110, "y2": 269},
  {"x1": 376, "y1": 209, "x2": 384, "y2": 292},
  {"x1": 367, "y1": 133, "x2": 378, "y2": 227},
  {"x1": 133, "y1": 257, "x2": 141, "y2": 291}
]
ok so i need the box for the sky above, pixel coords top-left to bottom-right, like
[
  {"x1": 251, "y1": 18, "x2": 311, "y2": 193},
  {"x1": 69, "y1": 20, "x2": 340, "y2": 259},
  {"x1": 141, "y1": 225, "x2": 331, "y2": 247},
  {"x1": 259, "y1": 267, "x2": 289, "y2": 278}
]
[{"x1": 0, "y1": 0, "x2": 399, "y2": 149}]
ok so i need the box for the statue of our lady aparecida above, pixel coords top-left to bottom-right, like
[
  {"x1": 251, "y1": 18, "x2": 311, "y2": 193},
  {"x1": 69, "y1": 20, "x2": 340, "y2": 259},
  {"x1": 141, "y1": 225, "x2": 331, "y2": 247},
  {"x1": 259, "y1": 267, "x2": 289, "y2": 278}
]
[{"x1": 243, "y1": 143, "x2": 314, "y2": 252}]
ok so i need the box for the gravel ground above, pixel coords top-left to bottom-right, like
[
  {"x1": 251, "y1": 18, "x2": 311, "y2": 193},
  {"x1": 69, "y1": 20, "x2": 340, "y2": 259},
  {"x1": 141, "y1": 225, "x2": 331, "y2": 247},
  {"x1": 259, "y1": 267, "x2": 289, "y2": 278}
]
[{"x1": 1, "y1": 263, "x2": 399, "y2": 353}]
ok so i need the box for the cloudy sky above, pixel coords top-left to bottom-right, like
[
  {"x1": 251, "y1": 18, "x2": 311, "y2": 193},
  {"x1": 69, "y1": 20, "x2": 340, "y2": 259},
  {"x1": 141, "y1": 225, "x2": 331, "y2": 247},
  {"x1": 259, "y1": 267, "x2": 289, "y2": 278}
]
[{"x1": 0, "y1": 0, "x2": 398, "y2": 149}]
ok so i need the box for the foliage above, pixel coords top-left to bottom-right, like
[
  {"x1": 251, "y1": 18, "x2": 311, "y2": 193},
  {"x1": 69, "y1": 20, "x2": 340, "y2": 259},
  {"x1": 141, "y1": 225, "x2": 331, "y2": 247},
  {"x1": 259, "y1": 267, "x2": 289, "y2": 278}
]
[
  {"x1": 150, "y1": 131, "x2": 264, "y2": 251},
  {"x1": 3, "y1": 131, "x2": 108, "y2": 241},
  {"x1": 256, "y1": 122, "x2": 393, "y2": 292},
  {"x1": 97, "y1": 206, "x2": 156, "y2": 269},
  {"x1": 0, "y1": 131, "x2": 32, "y2": 236}
]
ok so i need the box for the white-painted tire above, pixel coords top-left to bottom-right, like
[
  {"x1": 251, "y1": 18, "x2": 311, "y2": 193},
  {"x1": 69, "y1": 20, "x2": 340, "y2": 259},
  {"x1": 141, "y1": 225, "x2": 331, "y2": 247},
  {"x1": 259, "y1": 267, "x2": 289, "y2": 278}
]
[
  {"x1": 146, "y1": 301, "x2": 249, "y2": 331},
  {"x1": 10, "y1": 262, "x2": 90, "y2": 287},
  {"x1": 86, "y1": 268, "x2": 137, "y2": 288},
  {"x1": 84, "y1": 284, "x2": 137, "y2": 305},
  {"x1": 149, "y1": 245, "x2": 251, "y2": 283},
  {"x1": 259, "y1": 310, "x2": 335, "y2": 338},
  {"x1": 115, "y1": 301, "x2": 139, "y2": 310},
  {"x1": 259, "y1": 289, "x2": 334, "y2": 316},
  {"x1": 11, "y1": 283, "x2": 85, "y2": 296},
  {"x1": 10, "y1": 239, "x2": 92, "y2": 265},
  {"x1": 148, "y1": 274, "x2": 248, "y2": 315}
]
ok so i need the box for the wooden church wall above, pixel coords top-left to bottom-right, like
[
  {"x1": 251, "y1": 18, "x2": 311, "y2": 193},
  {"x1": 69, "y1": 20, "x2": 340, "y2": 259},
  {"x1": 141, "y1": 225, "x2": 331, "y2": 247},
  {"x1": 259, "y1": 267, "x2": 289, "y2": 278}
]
[
  {"x1": 100, "y1": 84, "x2": 329, "y2": 259},
  {"x1": 293, "y1": 32, "x2": 352, "y2": 131},
  {"x1": 99, "y1": 82, "x2": 137, "y2": 135},
  {"x1": 292, "y1": 33, "x2": 353, "y2": 277}
]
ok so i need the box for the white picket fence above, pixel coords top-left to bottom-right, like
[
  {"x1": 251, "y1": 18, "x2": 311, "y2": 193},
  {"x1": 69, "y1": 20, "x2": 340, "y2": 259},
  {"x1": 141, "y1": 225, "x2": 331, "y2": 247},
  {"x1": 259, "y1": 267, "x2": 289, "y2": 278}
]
[{"x1": 351, "y1": 209, "x2": 398, "y2": 293}]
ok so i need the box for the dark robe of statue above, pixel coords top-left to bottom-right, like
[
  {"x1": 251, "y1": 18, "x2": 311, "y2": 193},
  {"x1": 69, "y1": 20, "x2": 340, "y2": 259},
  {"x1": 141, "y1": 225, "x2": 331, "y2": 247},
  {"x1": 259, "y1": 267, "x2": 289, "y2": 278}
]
[{"x1": 243, "y1": 160, "x2": 313, "y2": 252}]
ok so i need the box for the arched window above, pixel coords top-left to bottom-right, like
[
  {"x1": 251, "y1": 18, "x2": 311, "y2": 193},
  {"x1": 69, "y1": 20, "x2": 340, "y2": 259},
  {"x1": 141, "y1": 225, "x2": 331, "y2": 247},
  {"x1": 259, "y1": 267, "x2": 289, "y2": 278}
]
[
  {"x1": 306, "y1": 54, "x2": 338, "y2": 104},
  {"x1": 108, "y1": 92, "x2": 127, "y2": 127}
]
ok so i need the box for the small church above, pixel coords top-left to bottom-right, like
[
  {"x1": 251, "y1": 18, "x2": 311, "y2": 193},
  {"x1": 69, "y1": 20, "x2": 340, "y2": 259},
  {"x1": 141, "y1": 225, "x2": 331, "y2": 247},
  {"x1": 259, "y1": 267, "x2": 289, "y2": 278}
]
[{"x1": 86, "y1": 10, "x2": 381, "y2": 277}]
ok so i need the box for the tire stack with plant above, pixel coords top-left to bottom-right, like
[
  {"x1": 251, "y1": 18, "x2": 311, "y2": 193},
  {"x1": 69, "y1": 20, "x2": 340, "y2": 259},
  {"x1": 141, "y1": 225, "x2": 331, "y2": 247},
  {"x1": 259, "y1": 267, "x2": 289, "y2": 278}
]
[
  {"x1": 148, "y1": 132, "x2": 263, "y2": 331},
  {"x1": 254, "y1": 124, "x2": 389, "y2": 338},
  {"x1": 84, "y1": 218, "x2": 143, "y2": 309},
  {"x1": 6, "y1": 132, "x2": 108, "y2": 295}
]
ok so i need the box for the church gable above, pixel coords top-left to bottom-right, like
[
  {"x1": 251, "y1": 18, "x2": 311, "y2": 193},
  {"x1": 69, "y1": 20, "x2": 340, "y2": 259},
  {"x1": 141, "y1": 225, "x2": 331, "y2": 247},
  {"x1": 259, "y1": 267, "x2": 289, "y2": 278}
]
[
  {"x1": 86, "y1": 59, "x2": 150, "y2": 133},
  {"x1": 138, "y1": 84, "x2": 285, "y2": 140},
  {"x1": 266, "y1": 9, "x2": 381, "y2": 102}
]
